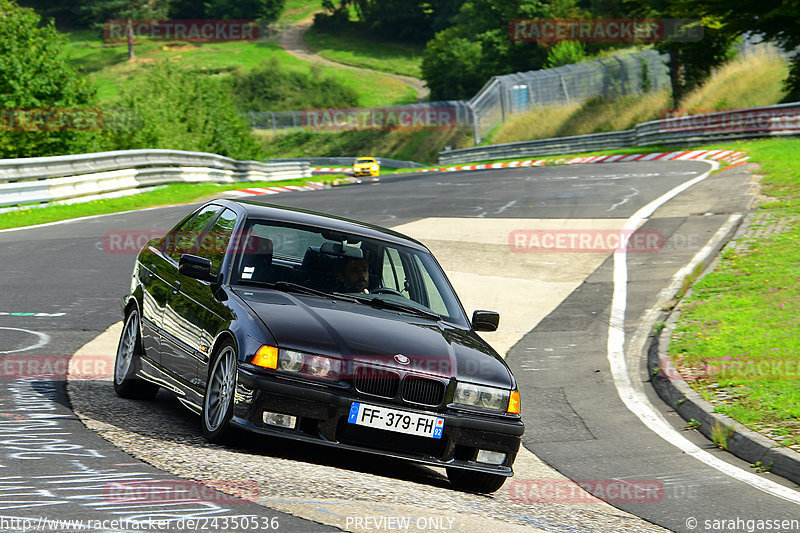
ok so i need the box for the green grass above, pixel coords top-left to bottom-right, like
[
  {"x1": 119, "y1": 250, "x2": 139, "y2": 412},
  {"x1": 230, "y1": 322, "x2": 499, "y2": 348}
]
[
  {"x1": 63, "y1": 31, "x2": 417, "y2": 107},
  {"x1": 279, "y1": 0, "x2": 323, "y2": 25},
  {"x1": 304, "y1": 27, "x2": 424, "y2": 78},
  {"x1": 668, "y1": 138, "x2": 800, "y2": 448},
  {"x1": 0, "y1": 177, "x2": 321, "y2": 230}
]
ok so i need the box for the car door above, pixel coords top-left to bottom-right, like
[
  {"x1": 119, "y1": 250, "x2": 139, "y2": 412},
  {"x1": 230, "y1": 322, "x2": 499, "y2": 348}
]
[
  {"x1": 158, "y1": 205, "x2": 223, "y2": 384},
  {"x1": 138, "y1": 209, "x2": 203, "y2": 364},
  {"x1": 163, "y1": 207, "x2": 239, "y2": 390}
]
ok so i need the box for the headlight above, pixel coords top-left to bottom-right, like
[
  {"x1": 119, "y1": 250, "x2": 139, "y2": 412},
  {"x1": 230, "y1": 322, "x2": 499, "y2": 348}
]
[
  {"x1": 371, "y1": 165, "x2": 378, "y2": 171},
  {"x1": 278, "y1": 349, "x2": 304, "y2": 372},
  {"x1": 454, "y1": 382, "x2": 515, "y2": 413},
  {"x1": 274, "y1": 349, "x2": 341, "y2": 380}
]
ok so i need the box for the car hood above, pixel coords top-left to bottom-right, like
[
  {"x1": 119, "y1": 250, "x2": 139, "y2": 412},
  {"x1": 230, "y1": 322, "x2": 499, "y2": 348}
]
[{"x1": 235, "y1": 288, "x2": 514, "y2": 389}]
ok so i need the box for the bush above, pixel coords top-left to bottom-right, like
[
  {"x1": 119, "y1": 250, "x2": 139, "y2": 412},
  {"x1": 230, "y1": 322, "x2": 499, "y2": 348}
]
[
  {"x1": 546, "y1": 41, "x2": 586, "y2": 68},
  {"x1": 0, "y1": 0, "x2": 100, "y2": 158},
  {"x1": 230, "y1": 58, "x2": 360, "y2": 111},
  {"x1": 312, "y1": 8, "x2": 351, "y2": 32},
  {"x1": 104, "y1": 62, "x2": 263, "y2": 160}
]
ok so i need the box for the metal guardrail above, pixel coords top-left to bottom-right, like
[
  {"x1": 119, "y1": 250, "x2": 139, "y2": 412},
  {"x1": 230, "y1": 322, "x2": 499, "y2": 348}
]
[
  {"x1": 439, "y1": 102, "x2": 800, "y2": 165},
  {"x1": 269, "y1": 157, "x2": 425, "y2": 169},
  {"x1": 0, "y1": 149, "x2": 311, "y2": 208}
]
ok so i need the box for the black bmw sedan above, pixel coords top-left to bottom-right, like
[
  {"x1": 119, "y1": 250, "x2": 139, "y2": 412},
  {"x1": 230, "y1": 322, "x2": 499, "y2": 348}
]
[{"x1": 115, "y1": 199, "x2": 524, "y2": 493}]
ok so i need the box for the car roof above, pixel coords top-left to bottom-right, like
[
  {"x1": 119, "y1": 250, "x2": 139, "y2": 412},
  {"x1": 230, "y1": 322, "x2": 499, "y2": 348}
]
[{"x1": 215, "y1": 199, "x2": 428, "y2": 251}]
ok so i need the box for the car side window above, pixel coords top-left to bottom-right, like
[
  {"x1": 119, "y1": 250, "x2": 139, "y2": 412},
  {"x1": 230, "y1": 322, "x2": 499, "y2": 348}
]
[
  {"x1": 169, "y1": 205, "x2": 222, "y2": 261},
  {"x1": 380, "y1": 248, "x2": 408, "y2": 294},
  {"x1": 412, "y1": 255, "x2": 448, "y2": 316},
  {"x1": 195, "y1": 208, "x2": 238, "y2": 275}
]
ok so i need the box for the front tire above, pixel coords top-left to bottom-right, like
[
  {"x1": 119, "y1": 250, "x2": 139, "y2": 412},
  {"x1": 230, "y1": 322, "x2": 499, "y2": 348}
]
[
  {"x1": 114, "y1": 309, "x2": 159, "y2": 400},
  {"x1": 446, "y1": 467, "x2": 507, "y2": 493},
  {"x1": 202, "y1": 342, "x2": 238, "y2": 443}
]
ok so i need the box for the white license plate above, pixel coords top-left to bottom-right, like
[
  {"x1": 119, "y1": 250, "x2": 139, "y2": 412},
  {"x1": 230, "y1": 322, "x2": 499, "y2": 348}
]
[{"x1": 348, "y1": 402, "x2": 444, "y2": 439}]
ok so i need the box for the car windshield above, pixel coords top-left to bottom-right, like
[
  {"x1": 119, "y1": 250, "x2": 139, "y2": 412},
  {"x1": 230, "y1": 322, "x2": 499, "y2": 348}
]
[
  {"x1": 356, "y1": 158, "x2": 375, "y2": 164},
  {"x1": 231, "y1": 219, "x2": 468, "y2": 326}
]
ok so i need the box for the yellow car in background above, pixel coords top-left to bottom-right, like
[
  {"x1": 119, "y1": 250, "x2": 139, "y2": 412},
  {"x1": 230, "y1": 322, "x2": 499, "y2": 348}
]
[{"x1": 353, "y1": 157, "x2": 380, "y2": 177}]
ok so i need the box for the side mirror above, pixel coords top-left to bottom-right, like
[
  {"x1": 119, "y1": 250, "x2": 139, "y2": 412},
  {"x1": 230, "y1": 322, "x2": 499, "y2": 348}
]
[
  {"x1": 472, "y1": 310, "x2": 500, "y2": 332},
  {"x1": 179, "y1": 254, "x2": 216, "y2": 282}
]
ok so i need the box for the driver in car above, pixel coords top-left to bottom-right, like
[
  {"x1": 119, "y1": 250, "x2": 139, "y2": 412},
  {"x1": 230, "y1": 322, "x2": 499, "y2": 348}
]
[{"x1": 337, "y1": 257, "x2": 369, "y2": 293}]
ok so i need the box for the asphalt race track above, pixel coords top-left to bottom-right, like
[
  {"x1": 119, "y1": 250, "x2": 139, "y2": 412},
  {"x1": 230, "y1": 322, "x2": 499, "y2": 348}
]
[{"x1": 1, "y1": 161, "x2": 798, "y2": 533}]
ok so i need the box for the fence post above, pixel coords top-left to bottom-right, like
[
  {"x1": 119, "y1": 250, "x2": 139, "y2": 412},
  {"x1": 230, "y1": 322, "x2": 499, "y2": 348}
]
[
  {"x1": 613, "y1": 56, "x2": 627, "y2": 95},
  {"x1": 559, "y1": 75, "x2": 571, "y2": 106}
]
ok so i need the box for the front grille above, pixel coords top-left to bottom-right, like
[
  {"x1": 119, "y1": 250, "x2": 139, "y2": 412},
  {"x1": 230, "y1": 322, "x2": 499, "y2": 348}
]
[
  {"x1": 336, "y1": 419, "x2": 447, "y2": 460},
  {"x1": 353, "y1": 366, "x2": 400, "y2": 398},
  {"x1": 402, "y1": 376, "x2": 446, "y2": 406}
]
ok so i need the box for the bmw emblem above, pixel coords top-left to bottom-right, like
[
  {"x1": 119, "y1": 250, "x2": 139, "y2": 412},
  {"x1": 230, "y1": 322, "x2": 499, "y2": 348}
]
[{"x1": 394, "y1": 354, "x2": 410, "y2": 365}]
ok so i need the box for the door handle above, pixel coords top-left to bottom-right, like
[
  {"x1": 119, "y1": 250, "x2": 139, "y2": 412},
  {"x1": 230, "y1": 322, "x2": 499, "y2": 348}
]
[{"x1": 173, "y1": 281, "x2": 181, "y2": 294}]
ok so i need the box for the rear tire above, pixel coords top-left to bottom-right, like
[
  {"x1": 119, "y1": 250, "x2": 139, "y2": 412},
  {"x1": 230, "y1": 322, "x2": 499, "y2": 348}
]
[
  {"x1": 446, "y1": 467, "x2": 507, "y2": 493},
  {"x1": 113, "y1": 309, "x2": 160, "y2": 400},
  {"x1": 201, "y1": 342, "x2": 238, "y2": 444}
]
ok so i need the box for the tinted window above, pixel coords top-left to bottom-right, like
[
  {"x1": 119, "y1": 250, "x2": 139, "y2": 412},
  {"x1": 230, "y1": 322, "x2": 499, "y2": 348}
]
[
  {"x1": 169, "y1": 205, "x2": 222, "y2": 261},
  {"x1": 195, "y1": 208, "x2": 238, "y2": 275},
  {"x1": 233, "y1": 220, "x2": 467, "y2": 326}
]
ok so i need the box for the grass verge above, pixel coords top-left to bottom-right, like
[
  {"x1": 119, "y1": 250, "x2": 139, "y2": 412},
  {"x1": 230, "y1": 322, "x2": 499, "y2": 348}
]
[
  {"x1": 668, "y1": 138, "x2": 800, "y2": 450},
  {"x1": 304, "y1": 27, "x2": 423, "y2": 78},
  {"x1": 0, "y1": 177, "x2": 321, "y2": 230}
]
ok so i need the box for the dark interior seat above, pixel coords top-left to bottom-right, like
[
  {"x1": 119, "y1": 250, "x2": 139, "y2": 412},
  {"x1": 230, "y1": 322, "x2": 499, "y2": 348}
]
[{"x1": 240, "y1": 234, "x2": 274, "y2": 283}]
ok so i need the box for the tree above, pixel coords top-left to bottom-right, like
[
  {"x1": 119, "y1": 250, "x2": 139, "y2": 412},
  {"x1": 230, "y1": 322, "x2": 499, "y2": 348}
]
[
  {"x1": 623, "y1": 0, "x2": 737, "y2": 104},
  {"x1": 81, "y1": 0, "x2": 172, "y2": 60},
  {"x1": 169, "y1": 0, "x2": 206, "y2": 19},
  {"x1": 104, "y1": 62, "x2": 263, "y2": 160},
  {"x1": 684, "y1": 0, "x2": 800, "y2": 99},
  {"x1": 421, "y1": 0, "x2": 554, "y2": 100},
  {"x1": 204, "y1": 0, "x2": 285, "y2": 22},
  {"x1": 421, "y1": 27, "x2": 485, "y2": 100},
  {"x1": 0, "y1": 0, "x2": 99, "y2": 157}
]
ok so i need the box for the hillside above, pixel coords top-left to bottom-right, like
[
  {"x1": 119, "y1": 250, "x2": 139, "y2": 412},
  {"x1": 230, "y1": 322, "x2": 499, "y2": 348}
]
[
  {"x1": 64, "y1": 30, "x2": 417, "y2": 107},
  {"x1": 258, "y1": 46, "x2": 790, "y2": 163}
]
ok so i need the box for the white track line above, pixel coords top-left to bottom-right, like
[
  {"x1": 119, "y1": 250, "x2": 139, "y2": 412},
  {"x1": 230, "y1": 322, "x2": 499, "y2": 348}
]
[{"x1": 607, "y1": 160, "x2": 800, "y2": 504}]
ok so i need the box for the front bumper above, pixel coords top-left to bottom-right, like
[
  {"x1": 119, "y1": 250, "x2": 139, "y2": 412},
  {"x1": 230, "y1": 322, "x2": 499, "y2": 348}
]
[
  {"x1": 233, "y1": 367, "x2": 523, "y2": 475},
  {"x1": 353, "y1": 167, "x2": 378, "y2": 177}
]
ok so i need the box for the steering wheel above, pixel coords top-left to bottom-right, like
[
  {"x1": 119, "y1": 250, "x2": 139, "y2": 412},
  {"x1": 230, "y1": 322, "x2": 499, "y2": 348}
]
[{"x1": 372, "y1": 287, "x2": 404, "y2": 296}]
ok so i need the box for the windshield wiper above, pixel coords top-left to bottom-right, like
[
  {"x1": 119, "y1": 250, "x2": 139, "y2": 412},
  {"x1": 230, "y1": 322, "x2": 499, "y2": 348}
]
[
  {"x1": 369, "y1": 298, "x2": 442, "y2": 321},
  {"x1": 241, "y1": 280, "x2": 360, "y2": 302},
  {"x1": 331, "y1": 292, "x2": 440, "y2": 320}
]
